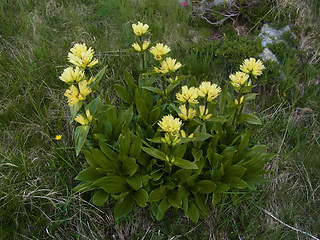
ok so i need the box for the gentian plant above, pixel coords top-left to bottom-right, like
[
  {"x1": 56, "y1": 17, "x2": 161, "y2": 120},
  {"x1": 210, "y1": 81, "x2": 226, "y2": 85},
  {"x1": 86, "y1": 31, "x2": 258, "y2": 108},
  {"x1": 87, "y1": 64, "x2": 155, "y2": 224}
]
[{"x1": 59, "y1": 22, "x2": 271, "y2": 222}]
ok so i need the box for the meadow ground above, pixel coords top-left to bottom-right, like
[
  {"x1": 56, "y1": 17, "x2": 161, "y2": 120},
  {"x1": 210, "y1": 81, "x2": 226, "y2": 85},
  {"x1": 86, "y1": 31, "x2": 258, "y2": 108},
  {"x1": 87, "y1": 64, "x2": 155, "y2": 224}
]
[{"x1": 0, "y1": 0, "x2": 319, "y2": 239}]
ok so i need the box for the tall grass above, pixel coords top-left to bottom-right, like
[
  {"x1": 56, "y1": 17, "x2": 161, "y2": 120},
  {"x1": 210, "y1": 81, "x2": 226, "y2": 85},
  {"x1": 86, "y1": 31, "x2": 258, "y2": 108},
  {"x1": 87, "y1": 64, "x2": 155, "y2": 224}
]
[{"x1": 0, "y1": 0, "x2": 319, "y2": 239}]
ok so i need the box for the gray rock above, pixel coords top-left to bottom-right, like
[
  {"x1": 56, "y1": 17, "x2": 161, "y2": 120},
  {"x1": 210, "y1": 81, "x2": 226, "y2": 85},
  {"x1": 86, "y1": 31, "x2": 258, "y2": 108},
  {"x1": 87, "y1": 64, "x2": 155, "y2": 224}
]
[
  {"x1": 259, "y1": 24, "x2": 291, "y2": 47},
  {"x1": 213, "y1": 0, "x2": 234, "y2": 6},
  {"x1": 259, "y1": 48, "x2": 279, "y2": 63}
]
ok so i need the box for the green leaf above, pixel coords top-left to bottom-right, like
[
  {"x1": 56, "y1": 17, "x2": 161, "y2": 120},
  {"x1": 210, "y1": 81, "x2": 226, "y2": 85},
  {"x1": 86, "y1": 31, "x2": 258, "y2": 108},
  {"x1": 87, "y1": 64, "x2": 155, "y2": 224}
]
[
  {"x1": 173, "y1": 144, "x2": 187, "y2": 159},
  {"x1": 142, "y1": 147, "x2": 166, "y2": 161},
  {"x1": 93, "y1": 175, "x2": 128, "y2": 193},
  {"x1": 173, "y1": 158, "x2": 198, "y2": 170},
  {"x1": 122, "y1": 105, "x2": 133, "y2": 123},
  {"x1": 147, "y1": 107, "x2": 161, "y2": 125},
  {"x1": 99, "y1": 141, "x2": 118, "y2": 161},
  {"x1": 134, "y1": 188, "x2": 148, "y2": 207},
  {"x1": 197, "y1": 180, "x2": 217, "y2": 194},
  {"x1": 82, "y1": 149, "x2": 98, "y2": 167},
  {"x1": 215, "y1": 182, "x2": 230, "y2": 193},
  {"x1": 70, "y1": 101, "x2": 83, "y2": 122},
  {"x1": 75, "y1": 167, "x2": 104, "y2": 182},
  {"x1": 129, "y1": 135, "x2": 142, "y2": 158},
  {"x1": 92, "y1": 148, "x2": 118, "y2": 171},
  {"x1": 192, "y1": 132, "x2": 212, "y2": 142},
  {"x1": 135, "y1": 89, "x2": 148, "y2": 120},
  {"x1": 186, "y1": 202, "x2": 199, "y2": 223},
  {"x1": 225, "y1": 165, "x2": 246, "y2": 178},
  {"x1": 149, "y1": 187, "x2": 167, "y2": 202},
  {"x1": 194, "y1": 193, "x2": 209, "y2": 216},
  {"x1": 75, "y1": 125, "x2": 90, "y2": 156},
  {"x1": 73, "y1": 182, "x2": 92, "y2": 193},
  {"x1": 119, "y1": 127, "x2": 131, "y2": 155},
  {"x1": 114, "y1": 194, "x2": 134, "y2": 220},
  {"x1": 238, "y1": 130, "x2": 251, "y2": 155},
  {"x1": 172, "y1": 169, "x2": 191, "y2": 184},
  {"x1": 123, "y1": 70, "x2": 137, "y2": 94},
  {"x1": 91, "y1": 65, "x2": 107, "y2": 90},
  {"x1": 93, "y1": 189, "x2": 109, "y2": 206},
  {"x1": 227, "y1": 177, "x2": 248, "y2": 189},
  {"x1": 127, "y1": 174, "x2": 142, "y2": 190},
  {"x1": 212, "y1": 192, "x2": 222, "y2": 205},
  {"x1": 238, "y1": 113, "x2": 262, "y2": 125},
  {"x1": 114, "y1": 84, "x2": 132, "y2": 103},
  {"x1": 142, "y1": 86, "x2": 163, "y2": 95},
  {"x1": 243, "y1": 93, "x2": 257, "y2": 102},
  {"x1": 121, "y1": 157, "x2": 138, "y2": 176},
  {"x1": 167, "y1": 190, "x2": 182, "y2": 208},
  {"x1": 156, "y1": 199, "x2": 170, "y2": 220},
  {"x1": 85, "y1": 97, "x2": 100, "y2": 116}
]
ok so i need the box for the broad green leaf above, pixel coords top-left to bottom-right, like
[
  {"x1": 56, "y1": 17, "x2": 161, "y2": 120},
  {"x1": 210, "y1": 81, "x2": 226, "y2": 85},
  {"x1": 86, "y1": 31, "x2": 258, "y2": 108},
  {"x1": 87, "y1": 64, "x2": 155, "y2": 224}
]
[
  {"x1": 114, "y1": 194, "x2": 134, "y2": 220},
  {"x1": 93, "y1": 175, "x2": 128, "y2": 193},
  {"x1": 114, "y1": 84, "x2": 132, "y2": 103},
  {"x1": 209, "y1": 116, "x2": 227, "y2": 123},
  {"x1": 156, "y1": 199, "x2": 170, "y2": 220},
  {"x1": 147, "y1": 107, "x2": 161, "y2": 125},
  {"x1": 82, "y1": 149, "x2": 98, "y2": 167},
  {"x1": 75, "y1": 167, "x2": 104, "y2": 182},
  {"x1": 173, "y1": 158, "x2": 198, "y2": 170},
  {"x1": 192, "y1": 149, "x2": 203, "y2": 162},
  {"x1": 192, "y1": 132, "x2": 212, "y2": 142},
  {"x1": 243, "y1": 93, "x2": 257, "y2": 102},
  {"x1": 224, "y1": 165, "x2": 246, "y2": 178},
  {"x1": 215, "y1": 182, "x2": 230, "y2": 193},
  {"x1": 75, "y1": 125, "x2": 90, "y2": 156},
  {"x1": 186, "y1": 202, "x2": 199, "y2": 223},
  {"x1": 122, "y1": 105, "x2": 133, "y2": 124},
  {"x1": 142, "y1": 86, "x2": 163, "y2": 95},
  {"x1": 91, "y1": 65, "x2": 107, "y2": 90},
  {"x1": 150, "y1": 170, "x2": 164, "y2": 181},
  {"x1": 238, "y1": 113, "x2": 262, "y2": 125},
  {"x1": 127, "y1": 174, "x2": 142, "y2": 190},
  {"x1": 121, "y1": 157, "x2": 138, "y2": 176},
  {"x1": 173, "y1": 144, "x2": 187, "y2": 159},
  {"x1": 119, "y1": 127, "x2": 131, "y2": 155},
  {"x1": 212, "y1": 192, "x2": 222, "y2": 205},
  {"x1": 142, "y1": 147, "x2": 166, "y2": 161},
  {"x1": 99, "y1": 141, "x2": 118, "y2": 161},
  {"x1": 85, "y1": 97, "x2": 100, "y2": 116},
  {"x1": 194, "y1": 193, "x2": 209, "y2": 216},
  {"x1": 134, "y1": 188, "x2": 148, "y2": 207},
  {"x1": 197, "y1": 180, "x2": 216, "y2": 194},
  {"x1": 172, "y1": 169, "x2": 191, "y2": 184},
  {"x1": 93, "y1": 189, "x2": 109, "y2": 206},
  {"x1": 226, "y1": 177, "x2": 248, "y2": 189},
  {"x1": 70, "y1": 101, "x2": 83, "y2": 122},
  {"x1": 73, "y1": 182, "x2": 92, "y2": 193},
  {"x1": 238, "y1": 130, "x2": 251, "y2": 155},
  {"x1": 167, "y1": 190, "x2": 182, "y2": 208},
  {"x1": 123, "y1": 70, "x2": 137, "y2": 94},
  {"x1": 92, "y1": 148, "x2": 118, "y2": 171},
  {"x1": 135, "y1": 89, "x2": 148, "y2": 120},
  {"x1": 149, "y1": 187, "x2": 167, "y2": 202},
  {"x1": 129, "y1": 135, "x2": 142, "y2": 158}
]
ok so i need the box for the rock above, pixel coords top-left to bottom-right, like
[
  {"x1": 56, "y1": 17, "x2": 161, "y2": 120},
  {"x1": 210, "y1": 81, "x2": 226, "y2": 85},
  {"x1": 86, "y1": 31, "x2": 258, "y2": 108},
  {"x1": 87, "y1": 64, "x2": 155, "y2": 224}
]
[
  {"x1": 213, "y1": 0, "x2": 234, "y2": 6},
  {"x1": 259, "y1": 48, "x2": 279, "y2": 63},
  {"x1": 259, "y1": 24, "x2": 291, "y2": 47}
]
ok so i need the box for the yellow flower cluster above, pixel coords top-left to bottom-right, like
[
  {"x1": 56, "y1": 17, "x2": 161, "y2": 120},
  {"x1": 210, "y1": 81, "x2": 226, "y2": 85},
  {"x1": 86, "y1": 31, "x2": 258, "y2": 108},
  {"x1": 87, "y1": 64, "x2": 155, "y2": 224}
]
[
  {"x1": 178, "y1": 105, "x2": 196, "y2": 120},
  {"x1": 197, "y1": 82, "x2": 221, "y2": 102},
  {"x1": 132, "y1": 41, "x2": 150, "y2": 52},
  {"x1": 68, "y1": 43, "x2": 98, "y2": 69},
  {"x1": 64, "y1": 80, "x2": 92, "y2": 106},
  {"x1": 132, "y1": 21, "x2": 149, "y2": 36},
  {"x1": 240, "y1": 58, "x2": 265, "y2": 78},
  {"x1": 74, "y1": 109, "x2": 93, "y2": 125},
  {"x1": 199, "y1": 106, "x2": 212, "y2": 120},
  {"x1": 154, "y1": 57, "x2": 182, "y2": 74},
  {"x1": 158, "y1": 115, "x2": 182, "y2": 136},
  {"x1": 150, "y1": 43, "x2": 171, "y2": 61},
  {"x1": 229, "y1": 72, "x2": 250, "y2": 89},
  {"x1": 176, "y1": 86, "x2": 199, "y2": 104},
  {"x1": 59, "y1": 66, "x2": 85, "y2": 83}
]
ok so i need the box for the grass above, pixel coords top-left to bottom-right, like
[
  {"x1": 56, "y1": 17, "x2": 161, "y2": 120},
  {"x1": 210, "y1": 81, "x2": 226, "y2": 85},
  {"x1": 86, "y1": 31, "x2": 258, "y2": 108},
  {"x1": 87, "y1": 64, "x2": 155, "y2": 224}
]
[{"x1": 0, "y1": 0, "x2": 319, "y2": 239}]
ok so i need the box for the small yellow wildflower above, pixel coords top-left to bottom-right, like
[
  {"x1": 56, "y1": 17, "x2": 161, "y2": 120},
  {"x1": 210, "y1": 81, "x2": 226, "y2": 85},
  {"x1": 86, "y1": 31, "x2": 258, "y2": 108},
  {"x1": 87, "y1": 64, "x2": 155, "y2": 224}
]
[
  {"x1": 197, "y1": 82, "x2": 221, "y2": 102},
  {"x1": 176, "y1": 86, "x2": 199, "y2": 104},
  {"x1": 240, "y1": 58, "x2": 265, "y2": 78},
  {"x1": 78, "y1": 80, "x2": 92, "y2": 100},
  {"x1": 150, "y1": 43, "x2": 171, "y2": 61},
  {"x1": 55, "y1": 135, "x2": 62, "y2": 140},
  {"x1": 59, "y1": 67, "x2": 85, "y2": 83},
  {"x1": 199, "y1": 106, "x2": 212, "y2": 120},
  {"x1": 178, "y1": 105, "x2": 196, "y2": 120},
  {"x1": 154, "y1": 57, "x2": 182, "y2": 74},
  {"x1": 229, "y1": 72, "x2": 250, "y2": 90},
  {"x1": 132, "y1": 42, "x2": 142, "y2": 52},
  {"x1": 132, "y1": 21, "x2": 149, "y2": 36},
  {"x1": 87, "y1": 76, "x2": 96, "y2": 85},
  {"x1": 75, "y1": 109, "x2": 93, "y2": 125},
  {"x1": 158, "y1": 115, "x2": 182, "y2": 136},
  {"x1": 68, "y1": 43, "x2": 98, "y2": 69}
]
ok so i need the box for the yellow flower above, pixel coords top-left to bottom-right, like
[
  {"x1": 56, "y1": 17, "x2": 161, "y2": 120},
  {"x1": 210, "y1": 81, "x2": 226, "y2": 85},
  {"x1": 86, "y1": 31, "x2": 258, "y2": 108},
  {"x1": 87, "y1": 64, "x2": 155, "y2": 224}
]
[
  {"x1": 178, "y1": 105, "x2": 196, "y2": 120},
  {"x1": 199, "y1": 105, "x2": 212, "y2": 120},
  {"x1": 155, "y1": 57, "x2": 182, "y2": 74},
  {"x1": 240, "y1": 58, "x2": 265, "y2": 77},
  {"x1": 198, "y1": 81, "x2": 221, "y2": 102},
  {"x1": 55, "y1": 135, "x2": 62, "y2": 140},
  {"x1": 74, "y1": 109, "x2": 92, "y2": 125},
  {"x1": 68, "y1": 43, "x2": 98, "y2": 69},
  {"x1": 64, "y1": 81, "x2": 92, "y2": 106},
  {"x1": 176, "y1": 86, "x2": 199, "y2": 104},
  {"x1": 150, "y1": 43, "x2": 171, "y2": 61},
  {"x1": 142, "y1": 41, "x2": 150, "y2": 50},
  {"x1": 158, "y1": 115, "x2": 182, "y2": 136},
  {"x1": 59, "y1": 67, "x2": 85, "y2": 83},
  {"x1": 132, "y1": 21, "x2": 149, "y2": 36},
  {"x1": 132, "y1": 42, "x2": 141, "y2": 52},
  {"x1": 87, "y1": 77, "x2": 96, "y2": 85},
  {"x1": 229, "y1": 72, "x2": 250, "y2": 90}
]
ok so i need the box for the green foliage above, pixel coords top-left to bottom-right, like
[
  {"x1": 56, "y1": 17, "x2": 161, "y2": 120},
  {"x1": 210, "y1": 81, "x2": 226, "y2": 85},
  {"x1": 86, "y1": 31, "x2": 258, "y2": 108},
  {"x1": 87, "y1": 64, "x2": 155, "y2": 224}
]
[{"x1": 60, "y1": 23, "x2": 272, "y2": 223}]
